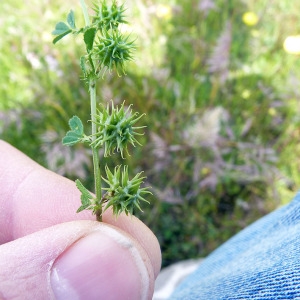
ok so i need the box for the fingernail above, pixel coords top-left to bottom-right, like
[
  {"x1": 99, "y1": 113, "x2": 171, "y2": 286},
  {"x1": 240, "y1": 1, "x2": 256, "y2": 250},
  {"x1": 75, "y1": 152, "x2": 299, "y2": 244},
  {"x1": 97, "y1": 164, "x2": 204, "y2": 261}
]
[{"x1": 50, "y1": 226, "x2": 149, "y2": 300}]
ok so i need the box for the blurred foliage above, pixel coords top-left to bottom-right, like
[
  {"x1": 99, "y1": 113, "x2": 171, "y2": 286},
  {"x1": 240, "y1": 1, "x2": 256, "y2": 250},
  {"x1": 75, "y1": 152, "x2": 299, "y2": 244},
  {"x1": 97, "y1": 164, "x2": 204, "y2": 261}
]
[{"x1": 1, "y1": 0, "x2": 300, "y2": 267}]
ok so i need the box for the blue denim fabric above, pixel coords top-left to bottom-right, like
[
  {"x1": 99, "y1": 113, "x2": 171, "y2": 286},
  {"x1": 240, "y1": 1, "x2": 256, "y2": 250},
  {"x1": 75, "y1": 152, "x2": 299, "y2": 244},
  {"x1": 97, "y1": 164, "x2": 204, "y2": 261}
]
[{"x1": 170, "y1": 192, "x2": 300, "y2": 299}]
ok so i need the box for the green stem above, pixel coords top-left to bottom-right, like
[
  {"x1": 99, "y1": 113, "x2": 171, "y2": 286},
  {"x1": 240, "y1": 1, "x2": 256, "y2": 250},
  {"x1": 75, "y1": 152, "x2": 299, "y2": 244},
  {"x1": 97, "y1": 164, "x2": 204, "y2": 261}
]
[
  {"x1": 90, "y1": 80, "x2": 102, "y2": 221},
  {"x1": 80, "y1": 0, "x2": 102, "y2": 221},
  {"x1": 79, "y1": 0, "x2": 90, "y2": 26}
]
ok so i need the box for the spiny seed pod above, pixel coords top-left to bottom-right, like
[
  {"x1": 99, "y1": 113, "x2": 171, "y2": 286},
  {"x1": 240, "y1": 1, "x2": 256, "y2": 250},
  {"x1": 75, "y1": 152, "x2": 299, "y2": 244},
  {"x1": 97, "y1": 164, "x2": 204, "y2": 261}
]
[
  {"x1": 91, "y1": 102, "x2": 145, "y2": 157},
  {"x1": 92, "y1": 0, "x2": 128, "y2": 31},
  {"x1": 102, "y1": 165, "x2": 151, "y2": 216},
  {"x1": 93, "y1": 29, "x2": 135, "y2": 75}
]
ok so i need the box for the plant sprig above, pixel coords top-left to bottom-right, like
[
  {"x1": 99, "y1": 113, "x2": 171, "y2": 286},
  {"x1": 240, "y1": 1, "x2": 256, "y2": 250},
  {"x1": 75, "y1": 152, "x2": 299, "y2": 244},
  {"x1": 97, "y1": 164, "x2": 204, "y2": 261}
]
[{"x1": 52, "y1": 0, "x2": 150, "y2": 221}]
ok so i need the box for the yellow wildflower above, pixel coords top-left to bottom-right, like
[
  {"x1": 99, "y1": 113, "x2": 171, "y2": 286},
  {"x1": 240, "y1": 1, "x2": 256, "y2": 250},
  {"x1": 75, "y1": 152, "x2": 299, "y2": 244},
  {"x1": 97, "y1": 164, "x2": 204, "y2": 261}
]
[
  {"x1": 242, "y1": 12, "x2": 259, "y2": 26},
  {"x1": 283, "y1": 35, "x2": 300, "y2": 55},
  {"x1": 156, "y1": 4, "x2": 172, "y2": 20},
  {"x1": 201, "y1": 167, "x2": 211, "y2": 176},
  {"x1": 241, "y1": 90, "x2": 251, "y2": 99},
  {"x1": 251, "y1": 30, "x2": 260, "y2": 38},
  {"x1": 268, "y1": 108, "x2": 277, "y2": 116}
]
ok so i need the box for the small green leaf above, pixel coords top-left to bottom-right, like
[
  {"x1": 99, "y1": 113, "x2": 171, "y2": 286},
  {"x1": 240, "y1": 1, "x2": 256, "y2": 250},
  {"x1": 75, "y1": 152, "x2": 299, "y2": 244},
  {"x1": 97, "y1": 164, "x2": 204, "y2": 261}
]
[
  {"x1": 69, "y1": 116, "x2": 84, "y2": 135},
  {"x1": 62, "y1": 131, "x2": 82, "y2": 146},
  {"x1": 52, "y1": 30, "x2": 72, "y2": 44},
  {"x1": 76, "y1": 205, "x2": 87, "y2": 213},
  {"x1": 77, "y1": 205, "x2": 91, "y2": 213},
  {"x1": 62, "y1": 116, "x2": 85, "y2": 146},
  {"x1": 52, "y1": 21, "x2": 72, "y2": 44},
  {"x1": 75, "y1": 179, "x2": 94, "y2": 213},
  {"x1": 67, "y1": 10, "x2": 76, "y2": 29},
  {"x1": 52, "y1": 22, "x2": 70, "y2": 35},
  {"x1": 84, "y1": 27, "x2": 97, "y2": 52},
  {"x1": 76, "y1": 179, "x2": 93, "y2": 200}
]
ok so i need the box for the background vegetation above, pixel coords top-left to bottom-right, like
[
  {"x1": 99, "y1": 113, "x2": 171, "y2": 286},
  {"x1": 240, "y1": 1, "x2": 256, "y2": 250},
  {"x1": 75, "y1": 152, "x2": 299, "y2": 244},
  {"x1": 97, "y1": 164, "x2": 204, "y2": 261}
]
[{"x1": 1, "y1": 0, "x2": 300, "y2": 267}]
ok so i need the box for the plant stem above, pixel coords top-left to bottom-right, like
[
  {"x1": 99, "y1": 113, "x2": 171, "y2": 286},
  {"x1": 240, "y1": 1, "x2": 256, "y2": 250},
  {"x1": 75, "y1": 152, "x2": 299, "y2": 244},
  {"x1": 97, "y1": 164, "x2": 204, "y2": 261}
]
[
  {"x1": 80, "y1": 0, "x2": 102, "y2": 221},
  {"x1": 90, "y1": 80, "x2": 102, "y2": 221},
  {"x1": 79, "y1": 0, "x2": 90, "y2": 26}
]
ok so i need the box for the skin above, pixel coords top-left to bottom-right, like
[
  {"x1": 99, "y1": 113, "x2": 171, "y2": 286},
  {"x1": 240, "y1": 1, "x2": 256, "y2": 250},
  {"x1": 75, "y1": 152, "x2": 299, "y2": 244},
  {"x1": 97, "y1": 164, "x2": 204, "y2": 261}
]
[{"x1": 0, "y1": 140, "x2": 161, "y2": 299}]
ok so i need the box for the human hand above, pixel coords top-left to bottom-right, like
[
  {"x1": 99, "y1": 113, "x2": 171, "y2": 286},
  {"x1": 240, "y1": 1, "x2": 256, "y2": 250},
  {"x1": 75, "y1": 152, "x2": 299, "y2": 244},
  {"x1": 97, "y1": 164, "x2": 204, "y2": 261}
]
[{"x1": 0, "y1": 140, "x2": 161, "y2": 300}]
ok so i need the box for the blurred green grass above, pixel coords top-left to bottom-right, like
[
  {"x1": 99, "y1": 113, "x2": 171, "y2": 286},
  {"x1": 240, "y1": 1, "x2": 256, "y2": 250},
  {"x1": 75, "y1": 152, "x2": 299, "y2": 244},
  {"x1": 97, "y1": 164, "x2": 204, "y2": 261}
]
[{"x1": 1, "y1": 0, "x2": 300, "y2": 267}]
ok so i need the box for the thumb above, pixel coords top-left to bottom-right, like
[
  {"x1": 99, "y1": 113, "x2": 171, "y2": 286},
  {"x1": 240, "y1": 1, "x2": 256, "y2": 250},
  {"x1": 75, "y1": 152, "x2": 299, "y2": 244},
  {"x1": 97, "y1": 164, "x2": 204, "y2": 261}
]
[{"x1": 0, "y1": 220, "x2": 154, "y2": 300}]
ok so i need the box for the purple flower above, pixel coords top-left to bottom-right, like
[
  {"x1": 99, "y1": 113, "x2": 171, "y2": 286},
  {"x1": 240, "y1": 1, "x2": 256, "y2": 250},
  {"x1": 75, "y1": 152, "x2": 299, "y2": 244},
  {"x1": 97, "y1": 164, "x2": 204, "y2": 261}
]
[{"x1": 207, "y1": 21, "x2": 232, "y2": 84}]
